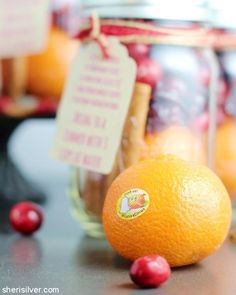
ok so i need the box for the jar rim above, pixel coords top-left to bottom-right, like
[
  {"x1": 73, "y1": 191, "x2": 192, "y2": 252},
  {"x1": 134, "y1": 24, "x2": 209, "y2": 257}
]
[
  {"x1": 81, "y1": 0, "x2": 208, "y2": 22},
  {"x1": 209, "y1": 10, "x2": 236, "y2": 29},
  {"x1": 208, "y1": 0, "x2": 236, "y2": 29}
]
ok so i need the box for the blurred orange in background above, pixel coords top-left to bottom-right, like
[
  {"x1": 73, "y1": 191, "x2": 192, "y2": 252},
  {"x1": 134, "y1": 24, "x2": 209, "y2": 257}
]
[{"x1": 26, "y1": 26, "x2": 78, "y2": 101}]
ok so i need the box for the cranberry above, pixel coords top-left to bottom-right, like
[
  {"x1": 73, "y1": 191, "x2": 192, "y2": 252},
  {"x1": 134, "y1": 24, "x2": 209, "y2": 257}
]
[
  {"x1": 36, "y1": 99, "x2": 57, "y2": 115},
  {"x1": 0, "y1": 97, "x2": 11, "y2": 112},
  {"x1": 9, "y1": 202, "x2": 43, "y2": 235},
  {"x1": 130, "y1": 255, "x2": 171, "y2": 289},
  {"x1": 136, "y1": 58, "x2": 162, "y2": 87},
  {"x1": 126, "y1": 43, "x2": 150, "y2": 61}
]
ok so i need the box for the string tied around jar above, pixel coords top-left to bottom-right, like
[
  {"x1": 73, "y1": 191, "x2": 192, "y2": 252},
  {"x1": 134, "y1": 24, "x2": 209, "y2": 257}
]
[
  {"x1": 88, "y1": 12, "x2": 110, "y2": 59},
  {"x1": 76, "y1": 17, "x2": 216, "y2": 48}
]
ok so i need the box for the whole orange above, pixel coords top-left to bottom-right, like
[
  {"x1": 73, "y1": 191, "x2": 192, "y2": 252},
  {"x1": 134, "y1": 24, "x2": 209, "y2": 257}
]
[
  {"x1": 103, "y1": 155, "x2": 231, "y2": 267},
  {"x1": 215, "y1": 116, "x2": 236, "y2": 199},
  {"x1": 141, "y1": 126, "x2": 207, "y2": 165},
  {"x1": 26, "y1": 26, "x2": 78, "y2": 100}
]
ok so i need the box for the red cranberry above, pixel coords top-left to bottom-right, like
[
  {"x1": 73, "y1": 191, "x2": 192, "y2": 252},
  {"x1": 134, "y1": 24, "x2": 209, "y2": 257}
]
[
  {"x1": 9, "y1": 202, "x2": 43, "y2": 235},
  {"x1": 36, "y1": 99, "x2": 57, "y2": 115},
  {"x1": 130, "y1": 255, "x2": 171, "y2": 289},
  {"x1": 0, "y1": 97, "x2": 11, "y2": 112},
  {"x1": 126, "y1": 43, "x2": 150, "y2": 61},
  {"x1": 136, "y1": 58, "x2": 162, "y2": 88}
]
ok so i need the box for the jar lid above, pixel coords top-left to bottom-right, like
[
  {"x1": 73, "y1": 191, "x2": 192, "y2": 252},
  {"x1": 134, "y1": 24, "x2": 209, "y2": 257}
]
[
  {"x1": 81, "y1": 0, "x2": 208, "y2": 22},
  {"x1": 209, "y1": 0, "x2": 236, "y2": 29},
  {"x1": 51, "y1": 0, "x2": 78, "y2": 10}
]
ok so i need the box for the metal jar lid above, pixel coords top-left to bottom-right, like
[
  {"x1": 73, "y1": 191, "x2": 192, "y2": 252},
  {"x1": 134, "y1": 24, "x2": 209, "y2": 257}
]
[
  {"x1": 209, "y1": 0, "x2": 236, "y2": 29},
  {"x1": 81, "y1": 0, "x2": 208, "y2": 22}
]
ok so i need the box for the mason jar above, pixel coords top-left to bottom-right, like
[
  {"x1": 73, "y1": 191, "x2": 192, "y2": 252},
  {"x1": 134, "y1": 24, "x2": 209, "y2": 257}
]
[
  {"x1": 209, "y1": 1, "x2": 236, "y2": 202},
  {"x1": 69, "y1": 0, "x2": 217, "y2": 238}
]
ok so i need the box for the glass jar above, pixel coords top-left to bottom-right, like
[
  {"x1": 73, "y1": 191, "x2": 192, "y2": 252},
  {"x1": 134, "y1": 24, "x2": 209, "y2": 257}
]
[
  {"x1": 209, "y1": 1, "x2": 236, "y2": 202},
  {"x1": 69, "y1": 0, "x2": 217, "y2": 238},
  {"x1": 215, "y1": 46, "x2": 236, "y2": 201}
]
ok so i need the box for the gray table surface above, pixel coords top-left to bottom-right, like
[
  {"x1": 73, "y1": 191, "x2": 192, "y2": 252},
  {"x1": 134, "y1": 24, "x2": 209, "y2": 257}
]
[{"x1": 1, "y1": 119, "x2": 236, "y2": 295}]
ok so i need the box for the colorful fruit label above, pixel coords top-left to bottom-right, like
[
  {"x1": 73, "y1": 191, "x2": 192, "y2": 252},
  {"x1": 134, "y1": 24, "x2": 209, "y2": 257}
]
[
  {"x1": 51, "y1": 38, "x2": 137, "y2": 174},
  {"x1": 117, "y1": 188, "x2": 149, "y2": 220},
  {"x1": 0, "y1": 0, "x2": 50, "y2": 58}
]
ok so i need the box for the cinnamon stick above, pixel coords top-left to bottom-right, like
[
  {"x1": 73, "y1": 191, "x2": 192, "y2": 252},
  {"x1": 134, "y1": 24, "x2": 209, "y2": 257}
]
[
  {"x1": 4, "y1": 56, "x2": 28, "y2": 100},
  {"x1": 121, "y1": 82, "x2": 152, "y2": 168}
]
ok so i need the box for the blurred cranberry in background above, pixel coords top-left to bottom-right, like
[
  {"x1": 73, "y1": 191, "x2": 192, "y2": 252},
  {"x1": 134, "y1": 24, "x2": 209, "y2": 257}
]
[
  {"x1": 126, "y1": 43, "x2": 150, "y2": 61},
  {"x1": 147, "y1": 74, "x2": 207, "y2": 133},
  {"x1": 136, "y1": 58, "x2": 163, "y2": 87}
]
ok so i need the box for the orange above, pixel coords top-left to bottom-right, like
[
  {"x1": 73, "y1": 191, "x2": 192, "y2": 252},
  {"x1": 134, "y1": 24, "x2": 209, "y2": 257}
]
[
  {"x1": 26, "y1": 26, "x2": 78, "y2": 100},
  {"x1": 103, "y1": 155, "x2": 231, "y2": 267},
  {"x1": 141, "y1": 126, "x2": 207, "y2": 165},
  {"x1": 215, "y1": 116, "x2": 236, "y2": 199}
]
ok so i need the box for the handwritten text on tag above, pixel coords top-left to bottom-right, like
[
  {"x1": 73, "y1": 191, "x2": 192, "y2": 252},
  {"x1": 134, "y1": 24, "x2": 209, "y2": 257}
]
[{"x1": 51, "y1": 38, "x2": 137, "y2": 174}]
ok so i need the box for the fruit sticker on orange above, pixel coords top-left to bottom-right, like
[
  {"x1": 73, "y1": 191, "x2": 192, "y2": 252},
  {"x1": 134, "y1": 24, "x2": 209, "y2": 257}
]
[
  {"x1": 0, "y1": 0, "x2": 50, "y2": 58},
  {"x1": 117, "y1": 189, "x2": 149, "y2": 220},
  {"x1": 51, "y1": 38, "x2": 137, "y2": 174}
]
